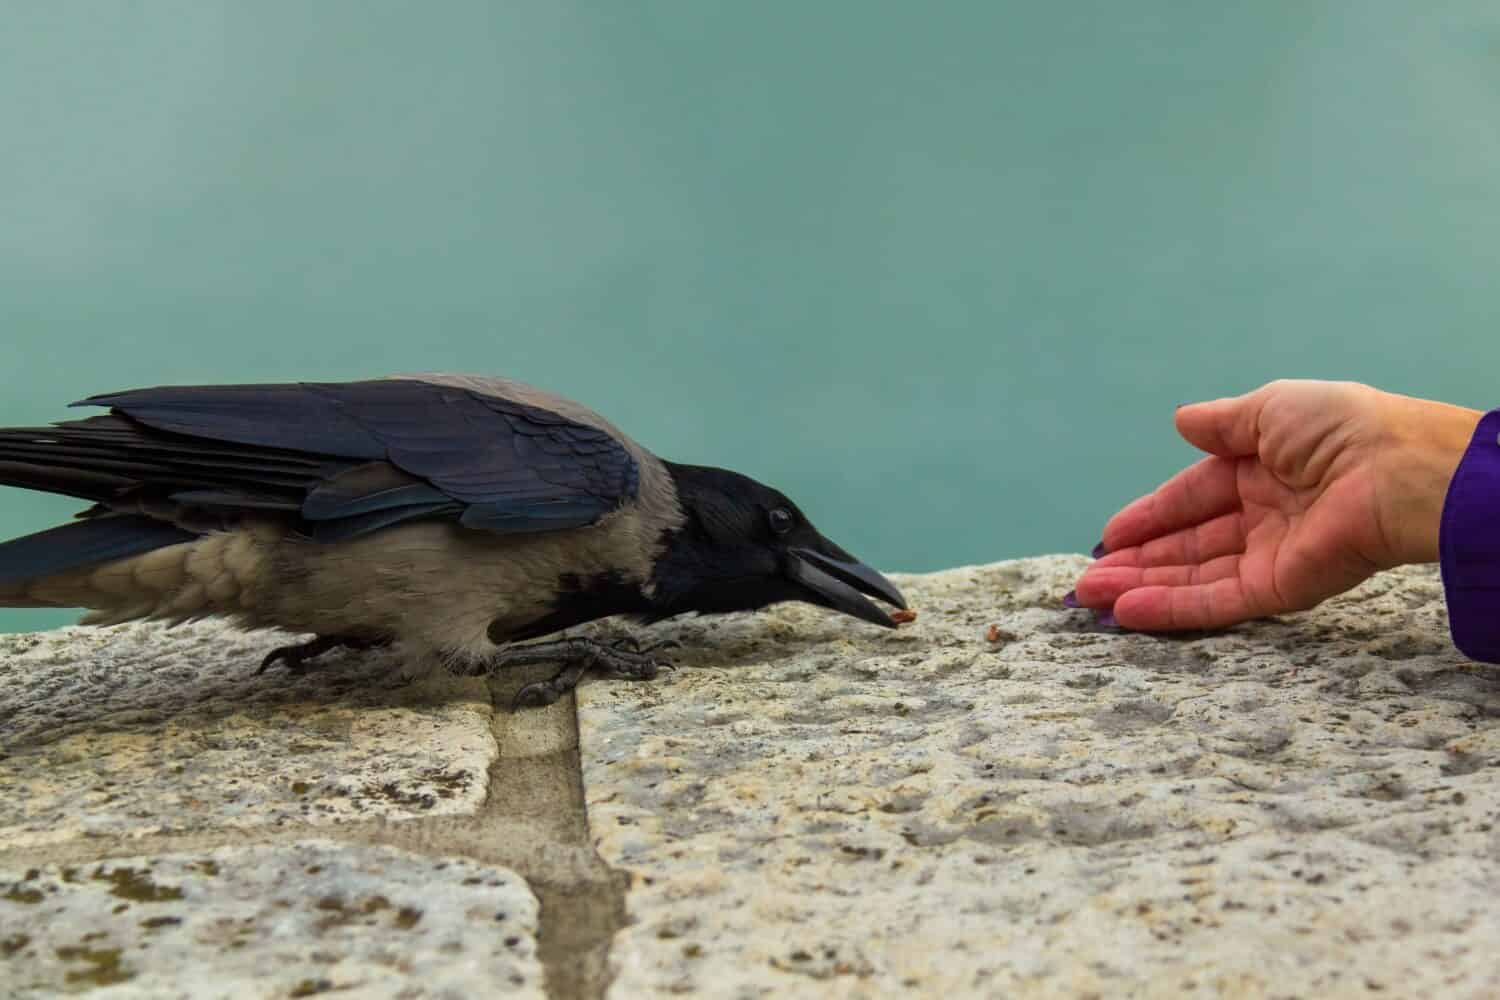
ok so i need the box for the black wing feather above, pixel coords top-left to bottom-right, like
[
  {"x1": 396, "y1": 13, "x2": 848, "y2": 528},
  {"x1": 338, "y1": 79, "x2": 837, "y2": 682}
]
[
  {"x1": 56, "y1": 379, "x2": 639, "y2": 538},
  {"x1": 75, "y1": 384, "x2": 387, "y2": 459},
  {"x1": 0, "y1": 516, "x2": 197, "y2": 586}
]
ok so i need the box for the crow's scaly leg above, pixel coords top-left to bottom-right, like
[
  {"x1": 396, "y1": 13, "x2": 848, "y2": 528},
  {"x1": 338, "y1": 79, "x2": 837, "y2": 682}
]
[{"x1": 457, "y1": 636, "x2": 679, "y2": 710}]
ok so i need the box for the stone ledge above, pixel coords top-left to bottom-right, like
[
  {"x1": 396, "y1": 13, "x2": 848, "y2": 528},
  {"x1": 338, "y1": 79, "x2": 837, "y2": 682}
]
[
  {"x1": 0, "y1": 840, "x2": 541, "y2": 998},
  {"x1": 578, "y1": 558, "x2": 1500, "y2": 998},
  {"x1": 2, "y1": 558, "x2": 1498, "y2": 998},
  {"x1": 0, "y1": 623, "x2": 495, "y2": 846}
]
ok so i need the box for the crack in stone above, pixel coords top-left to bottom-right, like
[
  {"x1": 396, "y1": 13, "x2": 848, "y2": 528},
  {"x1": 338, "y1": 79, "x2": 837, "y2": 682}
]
[
  {"x1": 482, "y1": 665, "x2": 629, "y2": 1000},
  {"x1": 0, "y1": 663, "x2": 630, "y2": 1000}
]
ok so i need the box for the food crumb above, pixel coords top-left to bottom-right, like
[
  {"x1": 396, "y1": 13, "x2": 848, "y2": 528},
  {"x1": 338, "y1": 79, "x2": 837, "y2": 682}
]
[
  {"x1": 985, "y1": 624, "x2": 1002, "y2": 643},
  {"x1": 891, "y1": 609, "x2": 918, "y2": 625}
]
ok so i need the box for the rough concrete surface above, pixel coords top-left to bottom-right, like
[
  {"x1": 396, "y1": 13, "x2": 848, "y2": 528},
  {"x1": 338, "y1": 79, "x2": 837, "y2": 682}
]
[
  {"x1": 0, "y1": 623, "x2": 494, "y2": 845},
  {"x1": 0, "y1": 840, "x2": 542, "y2": 998},
  {"x1": 580, "y1": 557, "x2": 1500, "y2": 998},
  {"x1": 3, "y1": 557, "x2": 1499, "y2": 998},
  {"x1": 0, "y1": 620, "x2": 620, "y2": 999}
]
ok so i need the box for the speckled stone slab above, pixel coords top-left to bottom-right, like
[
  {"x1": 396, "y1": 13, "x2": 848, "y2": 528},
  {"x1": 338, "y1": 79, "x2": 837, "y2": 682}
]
[
  {"x1": 0, "y1": 623, "x2": 495, "y2": 846},
  {"x1": 579, "y1": 557, "x2": 1500, "y2": 998},
  {"x1": 0, "y1": 840, "x2": 541, "y2": 998}
]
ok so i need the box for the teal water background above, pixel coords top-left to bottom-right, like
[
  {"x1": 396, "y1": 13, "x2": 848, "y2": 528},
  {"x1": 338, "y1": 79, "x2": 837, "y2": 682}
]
[{"x1": 5, "y1": 2, "x2": 1500, "y2": 632}]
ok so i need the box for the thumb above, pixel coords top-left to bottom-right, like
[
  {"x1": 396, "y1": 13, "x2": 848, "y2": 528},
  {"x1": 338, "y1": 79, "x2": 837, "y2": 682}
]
[{"x1": 1174, "y1": 388, "x2": 1266, "y2": 458}]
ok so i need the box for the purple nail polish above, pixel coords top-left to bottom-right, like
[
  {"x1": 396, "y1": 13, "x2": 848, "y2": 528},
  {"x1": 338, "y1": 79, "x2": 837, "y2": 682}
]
[
  {"x1": 1091, "y1": 541, "x2": 1108, "y2": 559},
  {"x1": 1063, "y1": 590, "x2": 1080, "y2": 608},
  {"x1": 1095, "y1": 610, "x2": 1119, "y2": 629}
]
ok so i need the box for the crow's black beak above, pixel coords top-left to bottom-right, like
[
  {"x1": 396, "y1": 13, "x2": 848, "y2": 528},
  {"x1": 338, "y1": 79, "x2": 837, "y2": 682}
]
[{"x1": 787, "y1": 545, "x2": 907, "y2": 628}]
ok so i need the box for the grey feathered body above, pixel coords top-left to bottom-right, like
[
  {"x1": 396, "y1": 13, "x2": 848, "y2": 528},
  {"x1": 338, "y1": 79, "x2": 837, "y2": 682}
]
[{"x1": 2, "y1": 375, "x2": 685, "y2": 660}]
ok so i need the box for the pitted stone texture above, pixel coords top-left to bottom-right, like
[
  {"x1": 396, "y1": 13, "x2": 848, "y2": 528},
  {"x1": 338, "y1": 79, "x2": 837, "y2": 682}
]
[
  {"x1": 0, "y1": 622, "x2": 494, "y2": 846},
  {"x1": 579, "y1": 558, "x2": 1500, "y2": 998},
  {"x1": 0, "y1": 840, "x2": 541, "y2": 998}
]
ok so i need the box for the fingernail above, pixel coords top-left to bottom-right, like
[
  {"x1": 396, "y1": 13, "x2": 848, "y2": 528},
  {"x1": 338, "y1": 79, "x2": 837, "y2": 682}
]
[
  {"x1": 1091, "y1": 541, "x2": 1108, "y2": 559},
  {"x1": 1062, "y1": 590, "x2": 1080, "y2": 608},
  {"x1": 1095, "y1": 610, "x2": 1119, "y2": 629}
]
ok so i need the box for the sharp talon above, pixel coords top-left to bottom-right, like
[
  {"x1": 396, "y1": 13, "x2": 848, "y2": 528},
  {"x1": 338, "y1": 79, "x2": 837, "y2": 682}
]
[
  {"x1": 258, "y1": 647, "x2": 304, "y2": 675},
  {"x1": 511, "y1": 683, "x2": 561, "y2": 711},
  {"x1": 254, "y1": 634, "x2": 384, "y2": 677}
]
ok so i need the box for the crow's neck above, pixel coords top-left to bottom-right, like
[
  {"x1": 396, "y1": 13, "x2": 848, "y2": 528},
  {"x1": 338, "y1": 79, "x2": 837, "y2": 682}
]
[
  {"x1": 649, "y1": 462, "x2": 733, "y2": 615},
  {"x1": 501, "y1": 569, "x2": 655, "y2": 642}
]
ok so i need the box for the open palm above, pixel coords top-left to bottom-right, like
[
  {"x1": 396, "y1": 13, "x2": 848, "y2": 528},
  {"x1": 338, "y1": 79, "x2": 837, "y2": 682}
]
[{"x1": 1072, "y1": 381, "x2": 1477, "y2": 630}]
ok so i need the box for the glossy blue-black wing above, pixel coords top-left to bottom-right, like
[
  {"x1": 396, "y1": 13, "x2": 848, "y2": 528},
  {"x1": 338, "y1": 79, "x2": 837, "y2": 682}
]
[{"x1": 74, "y1": 379, "x2": 640, "y2": 538}]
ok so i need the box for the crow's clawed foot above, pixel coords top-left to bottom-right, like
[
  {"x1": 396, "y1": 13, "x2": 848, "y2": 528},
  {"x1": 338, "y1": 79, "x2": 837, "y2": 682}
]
[
  {"x1": 510, "y1": 660, "x2": 592, "y2": 710},
  {"x1": 257, "y1": 634, "x2": 390, "y2": 675},
  {"x1": 481, "y1": 636, "x2": 678, "y2": 711},
  {"x1": 609, "y1": 635, "x2": 682, "y2": 657}
]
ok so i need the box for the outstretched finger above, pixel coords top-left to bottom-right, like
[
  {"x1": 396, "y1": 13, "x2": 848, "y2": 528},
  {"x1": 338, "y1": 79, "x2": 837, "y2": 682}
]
[
  {"x1": 1073, "y1": 555, "x2": 1242, "y2": 608},
  {"x1": 1100, "y1": 457, "x2": 1241, "y2": 553},
  {"x1": 1111, "y1": 577, "x2": 1264, "y2": 631},
  {"x1": 1094, "y1": 509, "x2": 1245, "y2": 571}
]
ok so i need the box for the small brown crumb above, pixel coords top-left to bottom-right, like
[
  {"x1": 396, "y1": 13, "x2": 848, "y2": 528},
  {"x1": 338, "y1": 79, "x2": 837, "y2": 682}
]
[
  {"x1": 890, "y1": 609, "x2": 918, "y2": 624},
  {"x1": 985, "y1": 624, "x2": 1002, "y2": 643}
]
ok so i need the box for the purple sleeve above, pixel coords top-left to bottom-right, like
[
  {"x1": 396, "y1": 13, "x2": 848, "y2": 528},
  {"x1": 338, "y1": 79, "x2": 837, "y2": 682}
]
[{"x1": 1439, "y1": 409, "x2": 1500, "y2": 662}]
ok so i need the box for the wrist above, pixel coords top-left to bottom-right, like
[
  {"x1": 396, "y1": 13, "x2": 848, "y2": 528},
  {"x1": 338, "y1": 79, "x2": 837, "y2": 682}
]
[{"x1": 1378, "y1": 393, "x2": 1482, "y2": 565}]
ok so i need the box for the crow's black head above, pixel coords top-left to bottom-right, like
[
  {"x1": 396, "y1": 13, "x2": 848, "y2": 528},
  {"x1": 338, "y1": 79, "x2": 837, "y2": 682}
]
[{"x1": 649, "y1": 462, "x2": 907, "y2": 626}]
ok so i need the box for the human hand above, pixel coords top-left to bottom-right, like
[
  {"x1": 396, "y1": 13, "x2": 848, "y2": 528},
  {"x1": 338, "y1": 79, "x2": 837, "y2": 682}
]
[{"x1": 1070, "y1": 380, "x2": 1481, "y2": 630}]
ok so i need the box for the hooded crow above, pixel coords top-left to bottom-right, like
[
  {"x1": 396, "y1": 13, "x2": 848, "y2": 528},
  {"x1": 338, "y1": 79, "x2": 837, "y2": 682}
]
[{"x1": 0, "y1": 375, "x2": 907, "y2": 707}]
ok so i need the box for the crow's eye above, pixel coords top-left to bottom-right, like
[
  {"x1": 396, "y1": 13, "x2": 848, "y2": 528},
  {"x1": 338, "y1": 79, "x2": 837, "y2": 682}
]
[{"x1": 768, "y1": 507, "x2": 795, "y2": 536}]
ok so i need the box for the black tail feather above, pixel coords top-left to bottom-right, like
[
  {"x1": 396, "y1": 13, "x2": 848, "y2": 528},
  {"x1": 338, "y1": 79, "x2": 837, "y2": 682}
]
[
  {"x1": 0, "y1": 516, "x2": 197, "y2": 586},
  {"x1": 0, "y1": 415, "x2": 329, "y2": 505},
  {"x1": 0, "y1": 408, "x2": 478, "y2": 545},
  {"x1": 0, "y1": 459, "x2": 135, "y2": 503}
]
